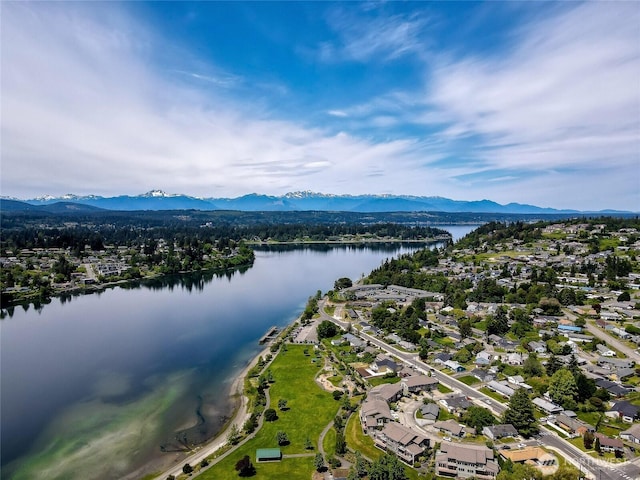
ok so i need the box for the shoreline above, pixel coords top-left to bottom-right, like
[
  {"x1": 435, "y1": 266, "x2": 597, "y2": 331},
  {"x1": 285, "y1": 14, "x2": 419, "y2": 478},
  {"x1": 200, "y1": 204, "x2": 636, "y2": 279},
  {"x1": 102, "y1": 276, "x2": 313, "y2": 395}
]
[{"x1": 151, "y1": 337, "x2": 282, "y2": 480}]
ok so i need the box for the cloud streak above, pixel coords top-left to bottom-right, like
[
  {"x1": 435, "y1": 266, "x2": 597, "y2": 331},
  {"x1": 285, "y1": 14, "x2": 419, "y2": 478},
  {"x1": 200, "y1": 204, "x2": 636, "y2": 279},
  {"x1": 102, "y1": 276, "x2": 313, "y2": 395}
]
[
  {"x1": 1, "y1": 2, "x2": 638, "y2": 211},
  {"x1": 0, "y1": 3, "x2": 430, "y2": 198}
]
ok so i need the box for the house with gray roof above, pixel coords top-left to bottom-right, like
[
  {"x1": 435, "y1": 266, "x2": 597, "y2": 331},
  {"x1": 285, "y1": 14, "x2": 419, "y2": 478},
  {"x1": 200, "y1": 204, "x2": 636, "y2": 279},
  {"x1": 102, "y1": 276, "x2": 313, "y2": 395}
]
[
  {"x1": 532, "y1": 397, "x2": 563, "y2": 414},
  {"x1": 620, "y1": 423, "x2": 640, "y2": 444},
  {"x1": 598, "y1": 357, "x2": 634, "y2": 370},
  {"x1": 482, "y1": 424, "x2": 518, "y2": 440},
  {"x1": 436, "y1": 442, "x2": 499, "y2": 479},
  {"x1": 370, "y1": 383, "x2": 403, "y2": 403},
  {"x1": 420, "y1": 402, "x2": 440, "y2": 422},
  {"x1": 434, "y1": 419, "x2": 465, "y2": 437},
  {"x1": 487, "y1": 380, "x2": 515, "y2": 397},
  {"x1": 401, "y1": 375, "x2": 439, "y2": 395},
  {"x1": 372, "y1": 423, "x2": 429, "y2": 465},
  {"x1": 360, "y1": 397, "x2": 392, "y2": 433}
]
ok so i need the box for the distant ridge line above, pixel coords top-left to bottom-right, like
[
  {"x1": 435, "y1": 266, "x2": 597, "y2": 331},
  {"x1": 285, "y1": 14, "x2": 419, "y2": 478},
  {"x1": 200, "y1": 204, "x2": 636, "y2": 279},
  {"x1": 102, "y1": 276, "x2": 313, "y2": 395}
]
[{"x1": 2, "y1": 191, "x2": 633, "y2": 214}]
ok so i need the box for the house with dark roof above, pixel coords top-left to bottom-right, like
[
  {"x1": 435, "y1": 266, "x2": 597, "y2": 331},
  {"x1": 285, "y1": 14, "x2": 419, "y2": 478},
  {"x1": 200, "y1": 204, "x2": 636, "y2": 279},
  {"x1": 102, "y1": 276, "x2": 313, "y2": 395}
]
[
  {"x1": 434, "y1": 352, "x2": 452, "y2": 365},
  {"x1": 606, "y1": 401, "x2": 640, "y2": 423},
  {"x1": 440, "y1": 395, "x2": 471, "y2": 413},
  {"x1": 595, "y1": 378, "x2": 631, "y2": 397},
  {"x1": 470, "y1": 368, "x2": 494, "y2": 383},
  {"x1": 372, "y1": 357, "x2": 400, "y2": 374}
]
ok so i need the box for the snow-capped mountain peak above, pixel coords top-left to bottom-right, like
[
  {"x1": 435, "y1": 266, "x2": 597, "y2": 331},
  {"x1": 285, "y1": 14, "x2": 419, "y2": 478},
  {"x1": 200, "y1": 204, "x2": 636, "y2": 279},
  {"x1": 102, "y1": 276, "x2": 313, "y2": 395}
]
[{"x1": 142, "y1": 190, "x2": 175, "y2": 198}]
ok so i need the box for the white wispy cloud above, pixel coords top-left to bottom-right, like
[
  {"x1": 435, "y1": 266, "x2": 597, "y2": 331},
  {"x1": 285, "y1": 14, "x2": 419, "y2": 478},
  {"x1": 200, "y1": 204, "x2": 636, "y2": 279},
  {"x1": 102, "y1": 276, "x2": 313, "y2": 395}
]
[
  {"x1": 0, "y1": 3, "x2": 433, "y2": 199},
  {"x1": 425, "y1": 2, "x2": 639, "y2": 175},
  {"x1": 321, "y1": 8, "x2": 429, "y2": 62}
]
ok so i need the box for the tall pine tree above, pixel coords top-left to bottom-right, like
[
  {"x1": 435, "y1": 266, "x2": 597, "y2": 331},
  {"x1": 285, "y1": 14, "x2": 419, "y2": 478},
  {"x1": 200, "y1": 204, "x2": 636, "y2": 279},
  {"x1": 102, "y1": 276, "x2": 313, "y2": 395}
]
[{"x1": 503, "y1": 388, "x2": 538, "y2": 437}]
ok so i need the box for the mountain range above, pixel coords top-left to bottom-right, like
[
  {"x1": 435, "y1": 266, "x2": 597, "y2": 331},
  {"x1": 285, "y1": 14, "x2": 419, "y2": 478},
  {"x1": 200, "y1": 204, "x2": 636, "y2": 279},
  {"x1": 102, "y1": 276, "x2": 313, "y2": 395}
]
[{"x1": 2, "y1": 190, "x2": 631, "y2": 214}]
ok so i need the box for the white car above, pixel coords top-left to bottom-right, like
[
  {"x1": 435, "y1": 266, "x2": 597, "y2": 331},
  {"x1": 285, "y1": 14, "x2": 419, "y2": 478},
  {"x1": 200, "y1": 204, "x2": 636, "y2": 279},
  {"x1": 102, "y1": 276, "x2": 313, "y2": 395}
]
[{"x1": 517, "y1": 443, "x2": 526, "y2": 448}]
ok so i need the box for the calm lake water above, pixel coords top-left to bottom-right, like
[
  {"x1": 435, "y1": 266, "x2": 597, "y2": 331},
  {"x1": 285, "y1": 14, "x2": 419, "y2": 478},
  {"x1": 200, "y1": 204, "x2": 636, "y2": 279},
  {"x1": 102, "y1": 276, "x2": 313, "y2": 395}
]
[{"x1": 0, "y1": 225, "x2": 477, "y2": 479}]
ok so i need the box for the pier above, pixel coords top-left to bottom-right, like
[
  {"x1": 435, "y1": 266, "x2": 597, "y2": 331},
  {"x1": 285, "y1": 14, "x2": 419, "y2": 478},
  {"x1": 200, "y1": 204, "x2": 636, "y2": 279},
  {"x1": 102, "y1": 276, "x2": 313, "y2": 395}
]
[{"x1": 259, "y1": 326, "x2": 279, "y2": 344}]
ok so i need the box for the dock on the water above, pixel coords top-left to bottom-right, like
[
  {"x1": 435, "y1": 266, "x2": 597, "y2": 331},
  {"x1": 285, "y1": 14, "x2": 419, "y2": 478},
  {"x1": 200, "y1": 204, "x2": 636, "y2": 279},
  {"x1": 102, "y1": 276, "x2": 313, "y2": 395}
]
[{"x1": 259, "y1": 326, "x2": 279, "y2": 344}]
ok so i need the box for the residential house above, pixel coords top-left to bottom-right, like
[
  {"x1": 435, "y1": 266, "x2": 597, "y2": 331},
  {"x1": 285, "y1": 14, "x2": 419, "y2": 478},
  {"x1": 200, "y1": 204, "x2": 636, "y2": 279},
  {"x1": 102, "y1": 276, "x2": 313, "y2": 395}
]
[
  {"x1": 532, "y1": 397, "x2": 563, "y2": 415},
  {"x1": 401, "y1": 375, "x2": 439, "y2": 395},
  {"x1": 482, "y1": 424, "x2": 519, "y2": 440},
  {"x1": 498, "y1": 447, "x2": 557, "y2": 475},
  {"x1": 595, "y1": 379, "x2": 630, "y2": 398},
  {"x1": 372, "y1": 357, "x2": 400, "y2": 374},
  {"x1": 613, "y1": 367, "x2": 636, "y2": 381},
  {"x1": 440, "y1": 395, "x2": 472, "y2": 414},
  {"x1": 554, "y1": 414, "x2": 594, "y2": 436},
  {"x1": 596, "y1": 344, "x2": 616, "y2": 357},
  {"x1": 443, "y1": 360, "x2": 466, "y2": 372},
  {"x1": 529, "y1": 341, "x2": 547, "y2": 354},
  {"x1": 470, "y1": 368, "x2": 494, "y2": 383},
  {"x1": 606, "y1": 401, "x2": 640, "y2": 423},
  {"x1": 506, "y1": 353, "x2": 526, "y2": 366},
  {"x1": 420, "y1": 403, "x2": 440, "y2": 422},
  {"x1": 433, "y1": 419, "x2": 465, "y2": 437},
  {"x1": 372, "y1": 422, "x2": 429, "y2": 465},
  {"x1": 436, "y1": 442, "x2": 500, "y2": 479},
  {"x1": 597, "y1": 357, "x2": 634, "y2": 370},
  {"x1": 620, "y1": 423, "x2": 640, "y2": 444},
  {"x1": 369, "y1": 383, "x2": 403, "y2": 404},
  {"x1": 434, "y1": 353, "x2": 452, "y2": 365},
  {"x1": 475, "y1": 351, "x2": 492, "y2": 366},
  {"x1": 594, "y1": 433, "x2": 624, "y2": 454},
  {"x1": 486, "y1": 380, "x2": 515, "y2": 398},
  {"x1": 360, "y1": 397, "x2": 392, "y2": 433},
  {"x1": 341, "y1": 333, "x2": 366, "y2": 349}
]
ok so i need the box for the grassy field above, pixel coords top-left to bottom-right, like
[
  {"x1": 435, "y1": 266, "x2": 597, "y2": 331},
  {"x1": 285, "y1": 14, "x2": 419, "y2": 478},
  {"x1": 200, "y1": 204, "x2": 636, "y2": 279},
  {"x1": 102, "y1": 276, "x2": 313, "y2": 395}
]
[
  {"x1": 199, "y1": 344, "x2": 339, "y2": 480},
  {"x1": 369, "y1": 375, "x2": 402, "y2": 387},
  {"x1": 437, "y1": 383, "x2": 453, "y2": 394},
  {"x1": 323, "y1": 426, "x2": 337, "y2": 458},
  {"x1": 478, "y1": 387, "x2": 507, "y2": 403},
  {"x1": 457, "y1": 375, "x2": 480, "y2": 386},
  {"x1": 345, "y1": 413, "x2": 384, "y2": 462}
]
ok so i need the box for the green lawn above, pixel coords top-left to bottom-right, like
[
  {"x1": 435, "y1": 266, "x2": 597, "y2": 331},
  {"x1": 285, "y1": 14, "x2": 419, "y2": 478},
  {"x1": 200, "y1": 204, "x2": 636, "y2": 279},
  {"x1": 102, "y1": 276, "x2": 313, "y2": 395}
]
[
  {"x1": 478, "y1": 387, "x2": 507, "y2": 403},
  {"x1": 369, "y1": 375, "x2": 402, "y2": 387},
  {"x1": 576, "y1": 411, "x2": 601, "y2": 427},
  {"x1": 437, "y1": 383, "x2": 453, "y2": 394},
  {"x1": 200, "y1": 345, "x2": 340, "y2": 480},
  {"x1": 323, "y1": 427, "x2": 337, "y2": 458},
  {"x1": 345, "y1": 412, "x2": 384, "y2": 461},
  {"x1": 457, "y1": 375, "x2": 480, "y2": 386}
]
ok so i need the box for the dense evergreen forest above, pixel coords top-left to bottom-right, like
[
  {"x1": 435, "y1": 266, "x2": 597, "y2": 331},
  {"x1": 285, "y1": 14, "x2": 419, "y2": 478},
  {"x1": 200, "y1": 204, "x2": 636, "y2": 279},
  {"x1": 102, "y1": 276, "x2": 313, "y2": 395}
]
[{"x1": 0, "y1": 223, "x2": 450, "y2": 252}]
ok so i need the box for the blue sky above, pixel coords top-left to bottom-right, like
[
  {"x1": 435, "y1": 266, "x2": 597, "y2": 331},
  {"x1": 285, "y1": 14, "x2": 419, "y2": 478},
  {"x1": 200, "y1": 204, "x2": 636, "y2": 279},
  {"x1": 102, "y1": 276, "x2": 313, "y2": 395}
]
[{"x1": 1, "y1": 1, "x2": 639, "y2": 210}]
